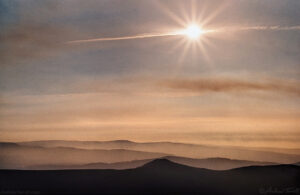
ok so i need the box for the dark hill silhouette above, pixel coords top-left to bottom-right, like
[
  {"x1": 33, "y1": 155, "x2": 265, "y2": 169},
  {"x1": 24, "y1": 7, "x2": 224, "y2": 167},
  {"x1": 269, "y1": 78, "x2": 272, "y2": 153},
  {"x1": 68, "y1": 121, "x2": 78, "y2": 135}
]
[
  {"x1": 1, "y1": 159, "x2": 299, "y2": 195},
  {"x1": 140, "y1": 158, "x2": 191, "y2": 170}
]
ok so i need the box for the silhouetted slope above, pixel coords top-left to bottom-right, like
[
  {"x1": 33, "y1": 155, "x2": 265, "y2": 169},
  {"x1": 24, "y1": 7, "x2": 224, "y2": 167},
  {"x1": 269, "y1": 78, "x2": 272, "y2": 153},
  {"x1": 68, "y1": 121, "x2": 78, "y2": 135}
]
[
  {"x1": 140, "y1": 158, "x2": 191, "y2": 170},
  {"x1": 1, "y1": 159, "x2": 299, "y2": 195}
]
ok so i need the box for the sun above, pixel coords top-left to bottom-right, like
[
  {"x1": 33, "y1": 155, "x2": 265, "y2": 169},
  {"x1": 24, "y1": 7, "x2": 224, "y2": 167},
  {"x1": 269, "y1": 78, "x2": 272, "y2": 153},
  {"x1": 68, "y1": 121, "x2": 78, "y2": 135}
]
[{"x1": 183, "y1": 24, "x2": 203, "y2": 40}]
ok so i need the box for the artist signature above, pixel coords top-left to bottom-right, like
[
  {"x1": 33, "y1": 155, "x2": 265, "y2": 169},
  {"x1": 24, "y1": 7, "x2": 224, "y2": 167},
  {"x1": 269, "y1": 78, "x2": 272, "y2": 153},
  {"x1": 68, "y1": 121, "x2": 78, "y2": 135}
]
[{"x1": 260, "y1": 187, "x2": 300, "y2": 194}]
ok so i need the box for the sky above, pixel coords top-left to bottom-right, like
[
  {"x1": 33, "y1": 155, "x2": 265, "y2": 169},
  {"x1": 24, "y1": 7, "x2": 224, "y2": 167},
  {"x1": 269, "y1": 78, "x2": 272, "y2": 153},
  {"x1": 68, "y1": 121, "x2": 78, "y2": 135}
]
[{"x1": 0, "y1": 0, "x2": 300, "y2": 148}]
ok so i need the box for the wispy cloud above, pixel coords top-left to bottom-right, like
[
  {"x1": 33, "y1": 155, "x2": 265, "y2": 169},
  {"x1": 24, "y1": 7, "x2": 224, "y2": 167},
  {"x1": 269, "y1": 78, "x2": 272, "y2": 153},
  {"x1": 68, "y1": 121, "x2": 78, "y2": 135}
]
[
  {"x1": 160, "y1": 78, "x2": 300, "y2": 96},
  {"x1": 0, "y1": 1, "x2": 74, "y2": 64},
  {"x1": 0, "y1": 23, "x2": 70, "y2": 63},
  {"x1": 66, "y1": 32, "x2": 181, "y2": 44},
  {"x1": 208, "y1": 25, "x2": 300, "y2": 33}
]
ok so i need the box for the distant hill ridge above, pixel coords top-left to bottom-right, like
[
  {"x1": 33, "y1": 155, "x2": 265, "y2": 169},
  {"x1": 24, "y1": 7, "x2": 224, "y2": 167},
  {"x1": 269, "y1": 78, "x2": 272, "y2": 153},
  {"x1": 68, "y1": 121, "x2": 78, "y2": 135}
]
[
  {"x1": 12, "y1": 140, "x2": 300, "y2": 164},
  {"x1": 0, "y1": 142, "x2": 285, "y2": 170}
]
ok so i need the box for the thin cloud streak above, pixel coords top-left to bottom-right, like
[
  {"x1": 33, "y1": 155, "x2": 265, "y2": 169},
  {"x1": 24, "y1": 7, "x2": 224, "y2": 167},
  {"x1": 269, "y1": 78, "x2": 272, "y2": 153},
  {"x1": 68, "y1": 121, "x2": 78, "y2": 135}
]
[
  {"x1": 160, "y1": 78, "x2": 300, "y2": 96},
  {"x1": 208, "y1": 25, "x2": 300, "y2": 33},
  {"x1": 66, "y1": 25, "x2": 300, "y2": 44},
  {"x1": 66, "y1": 32, "x2": 182, "y2": 44}
]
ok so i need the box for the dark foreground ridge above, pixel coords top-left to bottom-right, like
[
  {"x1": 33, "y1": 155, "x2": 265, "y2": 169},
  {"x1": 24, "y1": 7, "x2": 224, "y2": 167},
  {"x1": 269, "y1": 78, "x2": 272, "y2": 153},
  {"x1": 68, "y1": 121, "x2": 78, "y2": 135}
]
[{"x1": 0, "y1": 158, "x2": 299, "y2": 195}]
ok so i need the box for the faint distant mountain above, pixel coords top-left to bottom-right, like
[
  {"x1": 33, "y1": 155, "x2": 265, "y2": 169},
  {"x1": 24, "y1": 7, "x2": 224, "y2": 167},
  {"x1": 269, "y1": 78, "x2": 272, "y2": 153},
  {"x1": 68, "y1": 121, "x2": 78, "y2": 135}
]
[
  {"x1": 19, "y1": 140, "x2": 300, "y2": 164},
  {"x1": 19, "y1": 140, "x2": 136, "y2": 149},
  {"x1": 0, "y1": 142, "x2": 19, "y2": 147},
  {"x1": 0, "y1": 142, "x2": 167, "y2": 169},
  {"x1": 0, "y1": 142, "x2": 278, "y2": 170},
  {"x1": 165, "y1": 156, "x2": 276, "y2": 170},
  {"x1": 25, "y1": 159, "x2": 152, "y2": 170},
  {"x1": 294, "y1": 162, "x2": 300, "y2": 166},
  {"x1": 1, "y1": 159, "x2": 299, "y2": 195},
  {"x1": 27, "y1": 156, "x2": 276, "y2": 170},
  {"x1": 231, "y1": 145, "x2": 300, "y2": 155}
]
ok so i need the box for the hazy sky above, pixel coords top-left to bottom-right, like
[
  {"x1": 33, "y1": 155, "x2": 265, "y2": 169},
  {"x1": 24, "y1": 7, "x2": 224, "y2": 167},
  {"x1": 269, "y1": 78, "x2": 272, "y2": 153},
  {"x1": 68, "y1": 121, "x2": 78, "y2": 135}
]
[{"x1": 0, "y1": 0, "x2": 300, "y2": 148}]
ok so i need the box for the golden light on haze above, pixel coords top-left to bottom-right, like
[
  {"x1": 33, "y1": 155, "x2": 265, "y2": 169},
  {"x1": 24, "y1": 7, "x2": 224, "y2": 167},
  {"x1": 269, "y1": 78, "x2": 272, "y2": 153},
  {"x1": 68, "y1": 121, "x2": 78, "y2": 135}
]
[{"x1": 1, "y1": 0, "x2": 300, "y2": 161}]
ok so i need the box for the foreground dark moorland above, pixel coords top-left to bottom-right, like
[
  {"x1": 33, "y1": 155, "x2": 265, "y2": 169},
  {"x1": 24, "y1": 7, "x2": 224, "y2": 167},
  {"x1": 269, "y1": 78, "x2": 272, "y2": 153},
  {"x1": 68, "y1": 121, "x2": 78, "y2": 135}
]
[{"x1": 0, "y1": 159, "x2": 299, "y2": 195}]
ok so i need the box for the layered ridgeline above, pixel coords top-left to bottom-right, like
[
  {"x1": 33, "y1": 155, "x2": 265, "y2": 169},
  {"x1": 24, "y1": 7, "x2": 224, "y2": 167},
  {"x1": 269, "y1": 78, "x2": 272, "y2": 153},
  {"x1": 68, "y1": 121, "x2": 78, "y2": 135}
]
[
  {"x1": 0, "y1": 140, "x2": 300, "y2": 170},
  {"x1": 1, "y1": 159, "x2": 299, "y2": 195}
]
